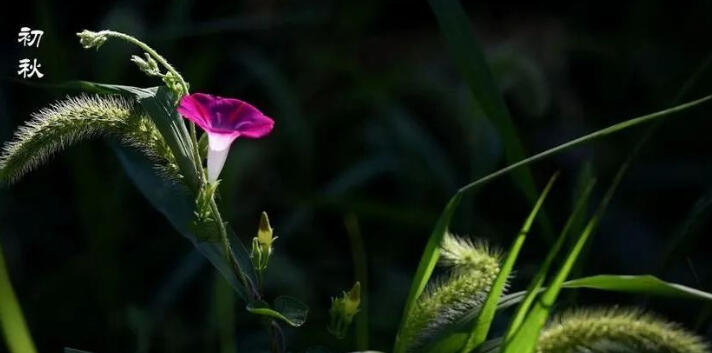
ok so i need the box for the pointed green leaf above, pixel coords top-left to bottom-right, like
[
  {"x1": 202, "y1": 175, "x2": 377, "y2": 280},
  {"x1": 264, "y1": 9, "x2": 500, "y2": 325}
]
[
  {"x1": 563, "y1": 275, "x2": 712, "y2": 301},
  {"x1": 113, "y1": 145, "x2": 253, "y2": 302}
]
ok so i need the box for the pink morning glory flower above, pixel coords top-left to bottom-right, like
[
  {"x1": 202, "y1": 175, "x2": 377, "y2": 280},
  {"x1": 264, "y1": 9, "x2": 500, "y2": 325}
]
[{"x1": 177, "y1": 93, "x2": 274, "y2": 182}]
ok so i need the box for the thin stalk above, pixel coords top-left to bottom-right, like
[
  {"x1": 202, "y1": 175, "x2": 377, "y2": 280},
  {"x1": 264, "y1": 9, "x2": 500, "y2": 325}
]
[
  {"x1": 269, "y1": 320, "x2": 286, "y2": 353},
  {"x1": 208, "y1": 198, "x2": 259, "y2": 300}
]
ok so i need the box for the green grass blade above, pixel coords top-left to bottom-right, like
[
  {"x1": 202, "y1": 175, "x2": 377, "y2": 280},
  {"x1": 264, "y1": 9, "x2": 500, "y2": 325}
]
[
  {"x1": 427, "y1": 0, "x2": 554, "y2": 240},
  {"x1": 500, "y1": 273, "x2": 712, "y2": 313},
  {"x1": 563, "y1": 275, "x2": 712, "y2": 300},
  {"x1": 0, "y1": 239, "x2": 37, "y2": 353},
  {"x1": 501, "y1": 161, "x2": 629, "y2": 353},
  {"x1": 393, "y1": 193, "x2": 463, "y2": 353},
  {"x1": 458, "y1": 94, "x2": 712, "y2": 194},
  {"x1": 458, "y1": 173, "x2": 559, "y2": 353},
  {"x1": 503, "y1": 178, "x2": 596, "y2": 340}
]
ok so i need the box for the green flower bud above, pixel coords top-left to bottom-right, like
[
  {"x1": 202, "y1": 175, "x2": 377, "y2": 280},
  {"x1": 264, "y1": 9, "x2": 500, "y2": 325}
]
[
  {"x1": 250, "y1": 211, "x2": 277, "y2": 272},
  {"x1": 328, "y1": 282, "x2": 361, "y2": 339},
  {"x1": 76, "y1": 30, "x2": 107, "y2": 50},
  {"x1": 130, "y1": 53, "x2": 161, "y2": 76}
]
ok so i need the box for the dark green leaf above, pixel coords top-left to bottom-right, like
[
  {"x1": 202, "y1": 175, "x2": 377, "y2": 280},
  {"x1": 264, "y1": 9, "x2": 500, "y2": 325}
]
[
  {"x1": 132, "y1": 86, "x2": 200, "y2": 190},
  {"x1": 113, "y1": 145, "x2": 250, "y2": 301}
]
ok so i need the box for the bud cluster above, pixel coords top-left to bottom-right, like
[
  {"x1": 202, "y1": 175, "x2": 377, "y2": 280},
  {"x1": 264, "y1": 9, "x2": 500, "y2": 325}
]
[{"x1": 328, "y1": 282, "x2": 361, "y2": 339}]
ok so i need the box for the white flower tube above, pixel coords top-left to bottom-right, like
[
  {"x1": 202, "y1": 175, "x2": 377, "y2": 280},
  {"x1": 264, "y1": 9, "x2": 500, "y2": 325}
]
[{"x1": 206, "y1": 132, "x2": 239, "y2": 182}]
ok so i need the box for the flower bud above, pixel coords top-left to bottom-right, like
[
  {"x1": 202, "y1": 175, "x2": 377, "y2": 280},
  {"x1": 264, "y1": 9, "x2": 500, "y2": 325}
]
[
  {"x1": 250, "y1": 211, "x2": 277, "y2": 272},
  {"x1": 131, "y1": 53, "x2": 160, "y2": 76},
  {"x1": 77, "y1": 30, "x2": 107, "y2": 50},
  {"x1": 327, "y1": 282, "x2": 361, "y2": 339}
]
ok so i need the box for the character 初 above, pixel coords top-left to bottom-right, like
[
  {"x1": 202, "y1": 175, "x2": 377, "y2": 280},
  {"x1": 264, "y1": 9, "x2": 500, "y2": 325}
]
[{"x1": 17, "y1": 27, "x2": 44, "y2": 48}]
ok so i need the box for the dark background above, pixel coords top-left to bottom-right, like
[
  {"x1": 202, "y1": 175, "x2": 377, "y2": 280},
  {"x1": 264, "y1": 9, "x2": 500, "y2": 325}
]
[{"x1": 1, "y1": 1, "x2": 712, "y2": 352}]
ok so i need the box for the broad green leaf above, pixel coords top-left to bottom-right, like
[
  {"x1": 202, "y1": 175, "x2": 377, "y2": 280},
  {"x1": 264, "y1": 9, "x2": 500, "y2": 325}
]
[
  {"x1": 113, "y1": 145, "x2": 252, "y2": 301},
  {"x1": 458, "y1": 173, "x2": 558, "y2": 353},
  {"x1": 246, "y1": 296, "x2": 309, "y2": 327},
  {"x1": 132, "y1": 86, "x2": 200, "y2": 191},
  {"x1": 393, "y1": 193, "x2": 463, "y2": 353},
  {"x1": 0, "y1": 240, "x2": 37, "y2": 353},
  {"x1": 504, "y1": 179, "x2": 596, "y2": 339},
  {"x1": 501, "y1": 162, "x2": 628, "y2": 353}
]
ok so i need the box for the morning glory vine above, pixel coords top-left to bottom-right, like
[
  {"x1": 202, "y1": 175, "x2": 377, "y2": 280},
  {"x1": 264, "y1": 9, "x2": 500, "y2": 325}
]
[{"x1": 0, "y1": 29, "x2": 308, "y2": 353}]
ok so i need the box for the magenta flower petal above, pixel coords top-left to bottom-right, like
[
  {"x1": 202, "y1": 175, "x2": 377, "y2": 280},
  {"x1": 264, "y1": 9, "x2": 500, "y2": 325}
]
[
  {"x1": 177, "y1": 93, "x2": 275, "y2": 181},
  {"x1": 177, "y1": 93, "x2": 275, "y2": 137}
]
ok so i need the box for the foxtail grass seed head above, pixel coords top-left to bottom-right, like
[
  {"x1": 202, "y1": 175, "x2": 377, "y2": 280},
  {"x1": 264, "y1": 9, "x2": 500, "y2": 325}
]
[
  {"x1": 440, "y1": 232, "x2": 502, "y2": 269},
  {"x1": 0, "y1": 94, "x2": 180, "y2": 184},
  {"x1": 77, "y1": 30, "x2": 107, "y2": 50},
  {"x1": 400, "y1": 234, "x2": 501, "y2": 351},
  {"x1": 538, "y1": 307, "x2": 710, "y2": 353},
  {"x1": 0, "y1": 95, "x2": 134, "y2": 183},
  {"x1": 328, "y1": 282, "x2": 361, "y2": 339}
]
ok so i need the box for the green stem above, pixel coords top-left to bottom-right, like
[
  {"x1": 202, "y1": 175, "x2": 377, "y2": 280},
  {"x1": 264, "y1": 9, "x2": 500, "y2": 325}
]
[{"x1": 208, "y1": 197, "x2": 260, "y2": 300}]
